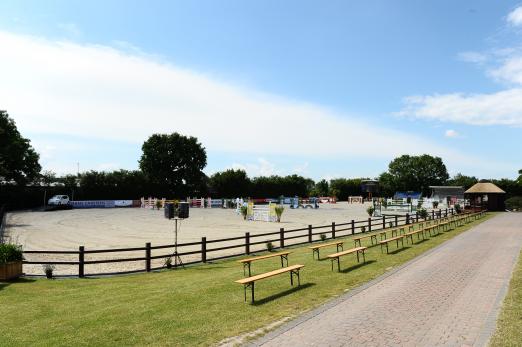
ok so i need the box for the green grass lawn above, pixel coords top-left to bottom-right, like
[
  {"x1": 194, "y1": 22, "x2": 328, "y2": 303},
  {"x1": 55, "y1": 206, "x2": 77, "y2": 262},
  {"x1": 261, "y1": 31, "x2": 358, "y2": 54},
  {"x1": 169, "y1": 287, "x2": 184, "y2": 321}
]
[
  {"x1": 489, "y1": 243, "x2": 522, "y2": 347},
  {"x1": 1, "y1": 214, "x2": 493, "y2": 347}
]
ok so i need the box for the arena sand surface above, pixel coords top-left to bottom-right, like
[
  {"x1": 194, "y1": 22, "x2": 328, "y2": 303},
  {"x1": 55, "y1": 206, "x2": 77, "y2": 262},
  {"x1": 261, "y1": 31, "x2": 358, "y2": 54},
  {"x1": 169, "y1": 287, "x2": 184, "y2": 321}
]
[{"x1": 5, "y1": 203, "x2": 372, "y2": 276}]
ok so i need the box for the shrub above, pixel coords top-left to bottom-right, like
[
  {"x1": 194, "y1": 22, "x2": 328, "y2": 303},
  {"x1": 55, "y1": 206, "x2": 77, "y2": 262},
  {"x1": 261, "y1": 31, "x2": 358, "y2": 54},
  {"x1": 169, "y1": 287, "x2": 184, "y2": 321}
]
[
  {"x1": 418, "y1": 208, "x2": 428, "y2": 219},
  {"x1": 266, "y1": 241, "x2": 274, "y2": 252},
  {"x1": 164, "y1": 257, "x2": 172, "y2": 269},
  {"x1": 320, "y1": 233, "x2": 327, "y2": 241},
  {"x1": 432, "y1": 201, "x2": 439, "y2": 209},
  {"x1": 240, "y1": 205, "x2": 248, "y2": 220},
  {"x1": 382, "y1": 199, "x2": 388, "y2": 208},
  {"x1": 360, "y1": 226, "x2": 366, "y2": 233},
  {"x1": 454, "y1": 203, "x2": 462, "y2": 214},
  {"x1": 43, "y1": 264, "x2": 55, "y2": 279},
  {"x1": 275, "y1": 205, "x2": 284, "y2": 222},
  {"x1": 366, "y1": 206, "x2": 375, "y2": 217},
  {"x1": 155, "y1": 200, "x2": 162, "y2": 210},
  {"x1": 506, "y1": 196, "x2": 522, "y2": 211},
  {"x1": 388, "y1": 222, "x2": 394, "y2": 228},
  {"x1": 0, "y1": 243, "x2": 23, "y2": 264}
]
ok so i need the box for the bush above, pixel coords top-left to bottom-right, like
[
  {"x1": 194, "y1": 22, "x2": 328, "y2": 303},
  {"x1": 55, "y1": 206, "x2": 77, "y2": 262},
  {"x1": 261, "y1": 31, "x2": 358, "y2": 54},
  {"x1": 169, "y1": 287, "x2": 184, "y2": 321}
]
[
  {"x1": 360, "y1": 226, "x2": 366, "y2": 233},
  {"x1": 366, "y1": 206, "x2": 375, "y2": 217},
  {"x1": 43, "y1": 264, "x2": 55, "y2": 279},
  {"x1": 418, "y1": 208, "x2": 428, "y2": 219},
  {"x1": 432, "y1": 201, "x2": 439, "y2": 208},
  {"x1": 266, "y1": 242, "x2": 274, "y2": 252},
  {"x1": 454, "y1": 203, "x2": 462, "y2": 214},
  {"x1": 320, "y1": 233, "x2": 327, "y2": 241},
  {"x1": 240, "y1": 205, "x2": 248, "y2": 220},
  {"x1": 275, "y1": 205, "x2": 284, "y2": 222},
  {"x1": 506, "y1": 196, "x2": 522, "y2": 211},
  {"x1": 0, "y1": 243, "x2": 23, "y2": 264}
]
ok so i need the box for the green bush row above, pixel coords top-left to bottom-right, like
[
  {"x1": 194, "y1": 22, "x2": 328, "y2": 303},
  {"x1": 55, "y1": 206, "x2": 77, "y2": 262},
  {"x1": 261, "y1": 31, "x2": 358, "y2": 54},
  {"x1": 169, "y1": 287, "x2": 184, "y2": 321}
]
[{"x1": 0, "y1": 243, "x2": 24, "y2": 264}]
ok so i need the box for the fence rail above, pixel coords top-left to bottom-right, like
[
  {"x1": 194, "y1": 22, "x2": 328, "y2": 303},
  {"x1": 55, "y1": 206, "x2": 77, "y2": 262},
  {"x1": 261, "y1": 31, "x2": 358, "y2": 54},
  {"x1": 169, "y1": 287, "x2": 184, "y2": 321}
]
[{"x1": 22, "y1": 208, "x2": 457, "y2": 277}]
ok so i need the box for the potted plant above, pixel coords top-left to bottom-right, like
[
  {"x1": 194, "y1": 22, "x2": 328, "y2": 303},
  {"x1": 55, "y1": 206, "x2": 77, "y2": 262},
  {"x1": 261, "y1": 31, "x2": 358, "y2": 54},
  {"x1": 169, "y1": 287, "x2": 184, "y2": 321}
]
[
  {"x1": 0, "y1": 243, "x2": 24, "y2": 280},
  {"x1": 418, "y1": 208, "x2": 428, "y2": 220},
  {"x1": 43, "y1": 264, "x2": 56, "y2": 279},
  {"x1": 155, "y1": 200, "x2": 163, "y2": 210},
  {"x1": 164, "y1": 257, "x2": 172, "y2": 269},
  {"x1": 275, "y1": 205, "x2": 284, "y2": 222},
  {"x1": 240, "y1": 205, "x2": 248, "y2": 220}
]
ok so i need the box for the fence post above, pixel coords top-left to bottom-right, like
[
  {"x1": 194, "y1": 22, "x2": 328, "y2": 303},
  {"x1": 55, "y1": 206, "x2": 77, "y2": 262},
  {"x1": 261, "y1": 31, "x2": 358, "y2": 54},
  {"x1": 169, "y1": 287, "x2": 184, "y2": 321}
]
[
  {"x1": 432, "y1": 210, "x2": 435, "y2": 219},
  {"x1": 331, "y1": 222, "x2": 336, "y2": 239},
  {"x1": 406, "y1": 213, "x2": 410, "y2": 225},
  {"x1": 368, "y1": 218, "x2": 371, "y2": 233},
  {"x1": 201, "y1": 237, "x2": 206, "y2": 263},
  {"x1": 351, "y1": 220, "x2": 355, "y2": 234},
  {"x1": 280, "y1": 228, "x2": 284, "y2": 249},
  {"x1": 245, "y1": 232, "x2": 250, "y2": 255},
  {"x1": 308, "y1": 225, "x2": 312, "y2": 243},
  {"x1": 395, "y1": 215, "x2": 398, "y2": 227},
  {"x1": 416, "y1": 213, "x2": 419, "y2": 223},
  {"x1": 79, "y1": 246, "x2": 84, "y2": 278},
  {"x1": 382, "y1": 215, "x2": 386, "y2": 229},
  {"x1": 145, "y1": 242, "x2": 151, "y2": 272},
  {"x1": 445, "y1": 208, "x2": 448, "y2": 217}
]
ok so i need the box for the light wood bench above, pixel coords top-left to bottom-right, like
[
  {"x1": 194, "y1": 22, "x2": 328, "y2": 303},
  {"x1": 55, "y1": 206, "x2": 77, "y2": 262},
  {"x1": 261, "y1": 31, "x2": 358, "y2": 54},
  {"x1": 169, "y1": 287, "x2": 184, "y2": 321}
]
[
  {"x1": 237, "y1": 251, "x2": 290, "y2": 277},
  {"x1": 327, "y1": 247, "x2": 367, "y2": 272},
  {"x1": 405, "y1": 228, "x2": 425, "y2": 244},
  {"x1": 379, "y1": 235, "x2": 405, "y2": 254},
  {"x1": 391, "y1": 227, "x2": 405, "y2": 237},
  {"x1": 235, "y1": 264, "x2": 304, "y2": 303},
  {"x1": 309, "y1": 241, "x2": 343, "y2": 260},
  {"x1": 353, "y1": 232, "x2": 385, "y2": 247}
]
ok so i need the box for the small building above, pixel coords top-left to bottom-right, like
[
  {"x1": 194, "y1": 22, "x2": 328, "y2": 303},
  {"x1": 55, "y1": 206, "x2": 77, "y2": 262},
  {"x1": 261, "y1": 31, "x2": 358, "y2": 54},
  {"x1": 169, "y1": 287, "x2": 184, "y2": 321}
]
[
  {"x1": 464, "y1": 182, "x2": 506, "y2": 211},
  {"x1": 361, "y1": 180, "x2": 379, "y2": 199},
  {"x1": 393, "y1": 191, "x2": 422, "y2": 201},
  {"x1": 429, "y1": 186, "x2": 465, "y2": 205}
]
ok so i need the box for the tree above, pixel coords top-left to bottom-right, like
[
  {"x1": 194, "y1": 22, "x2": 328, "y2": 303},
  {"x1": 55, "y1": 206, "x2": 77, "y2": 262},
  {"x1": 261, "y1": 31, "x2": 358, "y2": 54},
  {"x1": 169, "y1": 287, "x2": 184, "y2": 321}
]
[
  {"x1": 40, "y1": 170, "x2": 57, "y2": 186},
  {"x1": 139, "y1": 133, "x2": 207, "y2": 197},
  {"x1": 329, "y1": 178, "x2": 363, "y2": 200},
  {"x1": 311, "y1": 179, "x2": 329, "y2": 197},
  {"x1": 447, "y1": 173, "x2": 478, "y2": 190},
  {"x1": 209, "y1": 169, "x2": 251, "y2": 198},
  {"x1": 379, "y1": 154, "x2": 449, "y2": 196},
  {"x1": 0, "y1": 111, "x2": 41, "y2": 185}
]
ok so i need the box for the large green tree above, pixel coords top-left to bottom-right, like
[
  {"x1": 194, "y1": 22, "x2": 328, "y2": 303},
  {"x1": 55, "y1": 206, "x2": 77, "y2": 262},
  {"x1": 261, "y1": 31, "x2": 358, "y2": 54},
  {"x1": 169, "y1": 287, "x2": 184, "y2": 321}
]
[
  {"x1": 209, "y1": 169, "x2": 251, "y2": 198},
  {"x1": 139, "y1": 133, "x2": 207, "y2": 197},
  {"x1": 0, "y1": 111, "x2": 41, "y2": 185},
  {"x1": 379, "y1": 154, "x2": 449, "y2": 196},
  {"x1": 447, "y1": 173, "x2": 478, "y2": 190}
]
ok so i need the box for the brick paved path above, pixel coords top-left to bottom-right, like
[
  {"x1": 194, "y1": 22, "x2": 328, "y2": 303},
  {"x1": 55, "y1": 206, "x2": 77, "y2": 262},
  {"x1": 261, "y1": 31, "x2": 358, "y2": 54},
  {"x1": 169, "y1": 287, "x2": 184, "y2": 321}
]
[{"x1": 253, "y1": 213, "x2": 522, "y2": 347}]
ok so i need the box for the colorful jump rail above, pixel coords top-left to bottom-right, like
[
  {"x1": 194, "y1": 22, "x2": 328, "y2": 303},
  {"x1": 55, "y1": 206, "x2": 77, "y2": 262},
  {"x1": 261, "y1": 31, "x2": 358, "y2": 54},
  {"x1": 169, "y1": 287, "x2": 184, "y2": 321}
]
[{"x1": 21, "y1": 208, "x2": 485, "y2": 278}]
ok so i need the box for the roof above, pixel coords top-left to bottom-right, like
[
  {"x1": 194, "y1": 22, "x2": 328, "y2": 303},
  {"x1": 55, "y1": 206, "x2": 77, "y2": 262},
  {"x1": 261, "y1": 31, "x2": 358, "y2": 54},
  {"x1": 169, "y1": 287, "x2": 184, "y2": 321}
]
[
  {"x1": 394, "y1": 191, "x2": 422, "y2": 199},
  {"x1": 465, "y1": 182, "x2": 505, "y2": 194}
]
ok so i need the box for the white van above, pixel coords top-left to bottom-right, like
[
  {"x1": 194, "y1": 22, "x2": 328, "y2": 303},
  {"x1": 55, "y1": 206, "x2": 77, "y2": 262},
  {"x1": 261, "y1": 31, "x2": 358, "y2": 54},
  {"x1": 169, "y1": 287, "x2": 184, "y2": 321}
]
[{"x1": 48, "y1": 195, "x2": 70, "y2": 206}]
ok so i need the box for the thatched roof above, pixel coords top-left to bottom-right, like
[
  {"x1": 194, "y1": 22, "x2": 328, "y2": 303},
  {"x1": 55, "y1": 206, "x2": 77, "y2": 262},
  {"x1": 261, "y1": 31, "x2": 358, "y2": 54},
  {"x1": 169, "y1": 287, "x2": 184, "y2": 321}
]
[{"x1": 465, "y1": 182, "x2": 505, "y2": 194}]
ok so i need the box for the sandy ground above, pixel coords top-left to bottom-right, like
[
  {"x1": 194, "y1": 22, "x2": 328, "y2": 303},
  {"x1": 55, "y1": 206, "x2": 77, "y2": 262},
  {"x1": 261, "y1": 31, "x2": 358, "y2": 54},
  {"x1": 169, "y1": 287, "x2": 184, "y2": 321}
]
[{"x1": 5, "y1": 203, "x2": 373, "y2": 276}]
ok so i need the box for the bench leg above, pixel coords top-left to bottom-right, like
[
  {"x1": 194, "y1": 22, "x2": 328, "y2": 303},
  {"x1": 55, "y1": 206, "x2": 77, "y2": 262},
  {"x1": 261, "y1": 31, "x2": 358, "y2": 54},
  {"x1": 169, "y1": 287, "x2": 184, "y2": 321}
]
[
  {"x1": 371, "y1": 235, "x2": 377, "y2": 245},
  {"x1": 337, "y1": 244, "x2": 342, "y2": 252},
  {"x1": 380, "y1": 243, "x2": 384, "y2": 253},
  {"x1": 356, "y1": 251, "x2": 360, "y2": 263},
  {"x1": 290, "y1": 271, "x2": 293, "y2": 286},
  {"x1": 386, "y1": 243, "x2": 389, "y2": 254},
  {"x1": 362, "y1": 250, "x2": 366, "y2": 263}
]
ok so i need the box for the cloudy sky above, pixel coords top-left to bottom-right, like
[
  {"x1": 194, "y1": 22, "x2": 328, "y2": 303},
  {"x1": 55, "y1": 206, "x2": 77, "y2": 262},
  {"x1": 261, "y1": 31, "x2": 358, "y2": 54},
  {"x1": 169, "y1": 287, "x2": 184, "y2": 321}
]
[{"x1": 0, "y1": 1, "x2": 521, "y2": 180}]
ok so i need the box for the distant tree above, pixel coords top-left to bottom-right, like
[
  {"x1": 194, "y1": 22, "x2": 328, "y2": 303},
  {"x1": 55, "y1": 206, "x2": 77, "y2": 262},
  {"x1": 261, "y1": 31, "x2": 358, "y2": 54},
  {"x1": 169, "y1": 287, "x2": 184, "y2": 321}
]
[
  {"x1": 447, "y1": 173, "x2": 478, "y2": 190},
  {"x1": 0, "y1": 110, "x2": 41, "y2": 185},
  {"x1": 518, "y1": 169, "x2": 522, "y2": 184},
  {"x1": 311, "y1": 179, "x2": 329, "y2": 197},
  {"x1": 329, "y1": 178, "x2": 363, "y2": 200},
  {"x1": 379, "y1": 154, "x2": 449, "y2": 196},
  {"x1": 40, "y1": 170, "x2": 57, "y2": 186},
  {"x1": 139, "y1": 133, "x2": 207, "y2": 197},
  {"x1": 250, "y1": 175, "x2": 314, "y2": 197},
  {"x1": 209, "y1": 169, "x2": 251, "y2": 198}
]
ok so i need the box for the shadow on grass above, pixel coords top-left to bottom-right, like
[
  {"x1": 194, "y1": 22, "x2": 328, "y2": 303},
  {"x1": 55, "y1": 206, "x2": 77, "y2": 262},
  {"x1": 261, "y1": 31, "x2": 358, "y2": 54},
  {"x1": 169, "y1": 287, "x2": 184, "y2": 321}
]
[
  {"x1": 0, "y1": 277, "x2": 36, "y2": 291},
  {"x1": 252, "y1": 283, "x2": 316, "y2": 305},
  {"x1": 409, "y1": 238, "x2": 429, "y2": 246},
  {"x1": 339, "y1": 260, "x2": 376, "y2": 273},
  {"x1": 387, "y1": 246, "x2": 411, "y2": 255}
]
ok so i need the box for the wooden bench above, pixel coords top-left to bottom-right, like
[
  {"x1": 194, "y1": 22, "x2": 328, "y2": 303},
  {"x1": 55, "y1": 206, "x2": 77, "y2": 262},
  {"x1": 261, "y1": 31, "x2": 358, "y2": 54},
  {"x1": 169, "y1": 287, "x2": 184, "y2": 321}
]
[
  {"x1": 237, "y1": 251, "x2": 290, "y2": 277},
  {"x1": 327, "y1": 247, "x2": 367, "y2": 272},
  {"x1": 353, "y1": 232, "x2": 385, "y2": 247},
  {"x1": 391, "y1": 227, "x2": 405, "y2": 237},
  {"x1": 379, "y1": 235, "x2": 405, "y2": 254},
  {"x1": 309, "y1": 241, "x2": 343, "y2": 260},
  {"x1": 235, "y1": 264, "x2": 304, "y2": 303},
  {"x1": 405, "y1": 228, "x2": 425, "y2": 244}
]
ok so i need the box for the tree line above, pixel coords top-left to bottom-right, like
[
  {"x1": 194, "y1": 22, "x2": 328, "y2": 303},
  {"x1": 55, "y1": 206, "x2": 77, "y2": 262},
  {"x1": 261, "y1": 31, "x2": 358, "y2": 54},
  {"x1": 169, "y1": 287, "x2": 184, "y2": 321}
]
[{"x1": 1, "y1": 110, "x2": 521, "y2": 210}]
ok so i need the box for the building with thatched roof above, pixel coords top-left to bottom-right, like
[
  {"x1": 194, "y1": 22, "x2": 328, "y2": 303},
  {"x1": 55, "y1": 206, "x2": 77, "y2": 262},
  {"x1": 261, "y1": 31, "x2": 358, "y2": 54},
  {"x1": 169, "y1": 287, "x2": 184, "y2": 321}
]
[{"x1": 464, "y1": 182, "x2": 506, "y2": 211}]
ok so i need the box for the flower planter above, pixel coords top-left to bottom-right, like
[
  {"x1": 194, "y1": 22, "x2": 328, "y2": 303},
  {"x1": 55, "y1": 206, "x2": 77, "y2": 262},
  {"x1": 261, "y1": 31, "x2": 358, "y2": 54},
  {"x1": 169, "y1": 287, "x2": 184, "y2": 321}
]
[{"x1": 0, "y1": 261, "x2": 23, "y2": 281}]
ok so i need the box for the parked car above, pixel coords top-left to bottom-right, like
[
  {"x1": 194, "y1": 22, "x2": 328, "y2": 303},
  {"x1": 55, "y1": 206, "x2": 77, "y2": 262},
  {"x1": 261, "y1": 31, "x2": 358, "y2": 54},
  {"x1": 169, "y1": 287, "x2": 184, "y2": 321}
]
[{"x1": 48, "y1": 195, "x2": 70, "y2": 206}]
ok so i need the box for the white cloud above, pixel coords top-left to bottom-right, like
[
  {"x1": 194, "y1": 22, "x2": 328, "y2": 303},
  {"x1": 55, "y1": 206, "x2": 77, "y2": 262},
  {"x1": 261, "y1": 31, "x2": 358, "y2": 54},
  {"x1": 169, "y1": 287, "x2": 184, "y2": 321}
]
[
  {"x1": 457, "y1": 51, "x2": 487, "y2": 64},
  {"x1": 231, "y1": 158, "x2": 277, "y2": 177},
  {"x1": 488, "y1": 56, "x2": 522, "y2": 84},
  {"x1": 507, "y1": 6, "x2": 522, "y2": 26},
  {"x1": 0, "y1": 30, "x2": 483, "y2": 173},
  {"x1": 399, "y1": 90, "x2": 522, "y2": 126},
  {"x1": 445, "y1": 129, "x2": 459, "y2": 138}
]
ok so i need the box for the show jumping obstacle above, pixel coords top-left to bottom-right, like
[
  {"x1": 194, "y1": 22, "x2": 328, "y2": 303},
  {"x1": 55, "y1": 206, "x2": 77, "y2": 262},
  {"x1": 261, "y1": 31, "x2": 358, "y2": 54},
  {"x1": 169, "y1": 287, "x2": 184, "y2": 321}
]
[{"x1": 348, "y1": 196, "x2": 364, "y2": 204}]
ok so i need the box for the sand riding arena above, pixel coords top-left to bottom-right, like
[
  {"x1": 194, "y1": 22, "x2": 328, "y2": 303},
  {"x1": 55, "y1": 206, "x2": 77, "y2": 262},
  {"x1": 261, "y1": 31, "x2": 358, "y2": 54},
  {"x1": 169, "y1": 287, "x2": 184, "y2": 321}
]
[{"x1": 5, "y1": 203, "x2": 380, "y2": 276}]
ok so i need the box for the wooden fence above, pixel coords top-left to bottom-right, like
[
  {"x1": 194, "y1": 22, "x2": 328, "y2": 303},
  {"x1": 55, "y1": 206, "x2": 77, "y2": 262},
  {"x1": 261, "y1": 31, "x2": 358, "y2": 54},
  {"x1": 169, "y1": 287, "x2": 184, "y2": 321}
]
[{"x1": 23, "y1": 208, "x2": 455, "y2": 277}]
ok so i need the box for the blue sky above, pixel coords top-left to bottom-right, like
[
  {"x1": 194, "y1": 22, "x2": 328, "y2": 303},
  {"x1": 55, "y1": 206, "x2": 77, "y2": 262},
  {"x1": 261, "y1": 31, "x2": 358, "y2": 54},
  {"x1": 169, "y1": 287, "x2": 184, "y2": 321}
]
[{"x1": 0, "y1": 0, "x2": 521, "y2": 180}]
